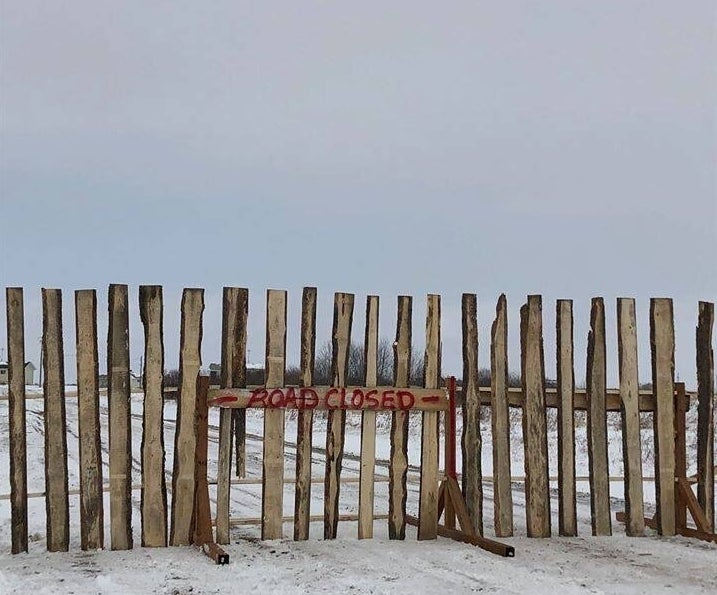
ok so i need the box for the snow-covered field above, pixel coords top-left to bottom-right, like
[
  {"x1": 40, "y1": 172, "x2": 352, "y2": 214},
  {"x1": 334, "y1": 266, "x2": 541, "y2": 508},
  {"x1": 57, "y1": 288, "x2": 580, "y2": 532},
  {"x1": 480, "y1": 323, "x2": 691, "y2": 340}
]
[{"x1": 1, "y1": 386, "x2": 715, "y2": 594}]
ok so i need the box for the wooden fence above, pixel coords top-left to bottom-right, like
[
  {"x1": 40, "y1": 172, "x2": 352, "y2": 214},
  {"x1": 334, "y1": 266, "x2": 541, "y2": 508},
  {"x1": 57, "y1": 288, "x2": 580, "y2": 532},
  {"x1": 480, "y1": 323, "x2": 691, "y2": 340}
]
[{"x1": 2, "y1": 286, "x2": 715, "y2": 555}]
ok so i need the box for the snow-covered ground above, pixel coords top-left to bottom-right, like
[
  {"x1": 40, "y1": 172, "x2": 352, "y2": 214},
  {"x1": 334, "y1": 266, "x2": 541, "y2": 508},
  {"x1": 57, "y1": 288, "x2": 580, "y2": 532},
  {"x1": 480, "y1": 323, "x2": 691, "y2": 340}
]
[{"x1": 0, "y1": 386, "x2": 715, "y2": 594}]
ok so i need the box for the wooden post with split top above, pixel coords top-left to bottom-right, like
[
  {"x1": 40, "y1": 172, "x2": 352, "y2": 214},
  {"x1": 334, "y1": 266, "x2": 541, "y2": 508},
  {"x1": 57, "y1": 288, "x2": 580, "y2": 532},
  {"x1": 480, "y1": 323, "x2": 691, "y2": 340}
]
[{"x1": 407, "y1": 377, "x2": 515, "y2": 557}]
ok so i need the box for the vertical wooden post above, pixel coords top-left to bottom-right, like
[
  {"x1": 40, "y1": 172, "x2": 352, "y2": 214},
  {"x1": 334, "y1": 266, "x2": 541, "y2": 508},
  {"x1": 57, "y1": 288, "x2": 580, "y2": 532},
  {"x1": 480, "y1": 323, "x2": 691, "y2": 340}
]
[
  {"x1": 696, "y1": 301, "x2": 714, "y2": 530},
  {"x1": 674, "y1": 382, "x2": 688, "y2": 532},
  {"x1": 42, "y1": 288, "x2": 69, "y2": 552},
  {"x1": 324, "y1": 292, "x2": 353, "y2": 539},
  {"x1": 75, "y1": 289, "x2": 104, "y2": 550},
  {"x1": 171, "y1": 288, "x2": 204, "y2": 546},
  {"x1": 389, "y1": 295, "x2": 412, "y2": 540},
  {"x1": 294, "y1": 287, "x2": 317, "y2": 541},
  {"x1": 192, "y1": 376, "x2": 212, "y2": 545},
  {"x1": 418, "y1": 294, "x2": 441, "y2": 540},
  {"x1": 6, "y1": 287, "x2": 28, "y2": 554},
  {"x1": 586, "y1": 297, "x2": 611, "y2": 536},
  {"x1": 216, "y1": 287, "x2": 248, "y2": 544},
  {"x1": 556, "y1": 299, "x2": 576, "y2": 537},
  {"x1": 139, "y1": 285, "x2": 167, "y2": 547},
  {"x1": 108, "y1": 284, "x2": 133, "y2": 550},
  {"x1": 520, "y1": 295, "x2": 550, "y2": 538},
  {"x1": 651, "y1": 298, "x2": 676, "y2": 536},
  {"x1": 262, "y1": 289, "x2": 287, "y2": 540},
  {"x1": 461, "y1": 293, "x2": 482, "y2": 535},
  {"x1": 358, "y1": 295, "x2": 379, "y2": 539},
  {"x1": 617, "y1": 297, "x2": 645, "y2": 536},
  {"x1": 491, "y1": 294, "x2": 513, "y2": 537}
]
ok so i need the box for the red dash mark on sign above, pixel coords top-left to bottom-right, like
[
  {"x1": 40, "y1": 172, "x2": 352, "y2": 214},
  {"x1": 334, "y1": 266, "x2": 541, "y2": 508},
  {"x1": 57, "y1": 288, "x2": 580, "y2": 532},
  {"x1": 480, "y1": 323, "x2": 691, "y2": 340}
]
[
  {"x1": 209, "y1": 395, "x2": 238, "y2": 407},
  {"x1": 421, "y1": 396, "x2": 441, "y2": 403}
]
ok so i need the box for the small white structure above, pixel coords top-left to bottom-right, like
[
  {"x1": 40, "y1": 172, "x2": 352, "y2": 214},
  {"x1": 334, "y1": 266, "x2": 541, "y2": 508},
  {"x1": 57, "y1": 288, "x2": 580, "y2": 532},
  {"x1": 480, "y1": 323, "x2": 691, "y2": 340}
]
[{"x1": 0, "y1": 361, "x2": 36, "y2": 385}]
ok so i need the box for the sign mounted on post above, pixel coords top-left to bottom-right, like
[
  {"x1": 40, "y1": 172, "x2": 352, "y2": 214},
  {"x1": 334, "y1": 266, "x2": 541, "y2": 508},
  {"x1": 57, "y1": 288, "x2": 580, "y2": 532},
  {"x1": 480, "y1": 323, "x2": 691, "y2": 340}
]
[{"x1": 208, "y1": 386, "x2": 449, "y2": 412}]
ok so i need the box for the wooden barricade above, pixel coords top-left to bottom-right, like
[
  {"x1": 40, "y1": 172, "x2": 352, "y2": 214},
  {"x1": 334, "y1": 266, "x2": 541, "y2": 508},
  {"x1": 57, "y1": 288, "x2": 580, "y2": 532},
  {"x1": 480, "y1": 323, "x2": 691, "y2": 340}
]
[{"x1": 1, "y1": 286, "x2": 714, "y2": 562}]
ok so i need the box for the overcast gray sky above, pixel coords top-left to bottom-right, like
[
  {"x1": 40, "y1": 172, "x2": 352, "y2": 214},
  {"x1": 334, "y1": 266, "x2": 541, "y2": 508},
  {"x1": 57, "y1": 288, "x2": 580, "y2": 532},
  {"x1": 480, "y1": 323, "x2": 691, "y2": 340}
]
[{"x1": 1, "y1": 1, "x2": 715, "y2": 386}]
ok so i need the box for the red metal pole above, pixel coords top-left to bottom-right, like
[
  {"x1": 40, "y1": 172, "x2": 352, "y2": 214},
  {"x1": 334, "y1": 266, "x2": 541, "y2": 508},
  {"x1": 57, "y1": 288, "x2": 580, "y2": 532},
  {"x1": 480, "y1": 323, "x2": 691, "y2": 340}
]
[{"x1": 448, "y1": 376, "x2": 457, "y2": 479}]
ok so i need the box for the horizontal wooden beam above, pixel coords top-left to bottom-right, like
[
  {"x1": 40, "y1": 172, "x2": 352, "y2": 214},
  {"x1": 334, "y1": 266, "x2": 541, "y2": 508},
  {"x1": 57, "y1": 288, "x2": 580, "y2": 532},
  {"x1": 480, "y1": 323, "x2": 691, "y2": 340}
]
[
  {"x1": 227, "y1": 513, "x2": 390, "y2": 527},
  {"x1": 208, "y1": 386, "x2": 449, "y2": 412}
]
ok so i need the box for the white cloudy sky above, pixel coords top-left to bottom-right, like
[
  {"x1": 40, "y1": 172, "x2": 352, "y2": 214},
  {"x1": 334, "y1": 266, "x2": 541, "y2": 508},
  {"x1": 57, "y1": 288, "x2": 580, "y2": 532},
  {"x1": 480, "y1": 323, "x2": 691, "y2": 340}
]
[{"x1": 1, "y1": 1, "x2": 715, "y2": 385}]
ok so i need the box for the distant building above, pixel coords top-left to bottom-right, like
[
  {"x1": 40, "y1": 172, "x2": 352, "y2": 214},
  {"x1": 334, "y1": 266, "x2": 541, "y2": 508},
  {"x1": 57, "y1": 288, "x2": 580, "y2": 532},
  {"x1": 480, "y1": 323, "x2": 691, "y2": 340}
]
[
  {"x1": 209, "y1": 363, "x2": 222, "y2": 385},
  {"x1": 0, "y1": 361, "x2": 36, "y2": 385}
]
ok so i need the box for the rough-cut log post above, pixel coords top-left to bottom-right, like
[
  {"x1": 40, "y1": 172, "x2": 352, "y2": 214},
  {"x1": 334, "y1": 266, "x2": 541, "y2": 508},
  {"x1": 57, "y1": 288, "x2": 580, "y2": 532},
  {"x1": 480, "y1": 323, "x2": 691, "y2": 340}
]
[
  {"x1": 6, "y1": 287, "x2": 28, "y2": 554},
  {"x1": 294, "y1": 287, "x2": 317, "y2": 541},
  {"x1": 651, "y1": 298, "x2": 676, "y2": 536},
  {"x1": 586, "y1": 297, "x2": 611, "y2": 536},
  {"x1": 617, "y1": 297, "x2": 645, "y2": 536},
  {"x1": 389, "y1": 296, "x2": 411, "y2": 540},
  {"x1": 696, "y1": 301, "x2": 714, "y2": 531},
  {"x1": 171, "y1": 288, "x2": 204, "y2": 546},
  {"x1": 42, "y1": 288, "x2": 69, "y2": 552},
  {"x1": 324, "y1": 292, "x2": 354, "y2": 539},
  {"x1": 216, "y1": 287, "x2": 248, "y2": 545},
  {"x1": 556, "y1": 299, "x2": 576, "y2": 537},
  {"x1": 418, "y1": 294, "x2": 441, "y2": 540},
  {"x1": 358, "y1": 296, "x2": 379, "y2": 539},
  {"x1": 520, "y1": 295, "x2": 550, "y2": 538},
  {"x1": 75, "y1": 289, "x2": 104, "y2": 550},
  {"x1": 231, "y1": 293, "x2": 249, "y2": 480},
  {"x1": 491, "y1": 294, "x2": 513, "y2": 537},
  {"x1": 108, "y1": 284, "x2": 132, "y2": 550},
  {"x1": 461, "y1": 293, "x2": 482, "y2": 535},
  {"x1": 139, "y1": 286, "x2": 167, "y2": 547},
  {"x1": 262, "y1": 289, "x2": 287, "y2": 540}
]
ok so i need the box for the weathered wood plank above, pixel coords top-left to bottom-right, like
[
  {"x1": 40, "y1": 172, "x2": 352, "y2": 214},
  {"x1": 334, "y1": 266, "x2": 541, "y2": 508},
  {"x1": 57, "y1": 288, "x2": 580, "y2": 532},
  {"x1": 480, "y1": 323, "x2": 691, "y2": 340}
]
[
  {"x1": 75, "y1": 290, "x2": 104, "y2": 550},
  {"x1": 208, "y1": 386, "x2": 447, "y2": 411},
  {"x1": 139, "y1": 285, "x2": 167, "y2": 547},
  {"x1": 696, "y1": 301, "x2": 714, "y2": 531},
  {"x1": 359, "y1": 295, "x2": 379, "y2": 539},
  {"x1": 461, "y1": 293, "x2": 481, "y2": 535},
  {"x1": 294, "y1": 287, "x2": 317, "y2": 541},
  {"x1": 651, "y1": 297, "x2": 676, "y2": 536},
  {"x1": 6, "y1": 287, "x2": 28, "y2": 554},
  {"x1": 42, "y1": 288, "x2": 69, "y2": 552},
  {"x1": 192, "y1": 377, "x2": 213, "y2": 546},
  {"x1": 170, "y1": 288, "x2": 204, "y2": 546},
  {"x1": 617, "y1": 297, "x2": 645, "y2": 536},
  {"x1": 262, "y1": 289, "x2": 287, "y2": 540},
  {"x1": 107, "y1": 284, "x2": 132, "y2": 550},
  {"x1": 520, "y1": 295, "x2": 550, "y2": 538},
  {"x1": 418, "y1": 294, "x2": 441, "y2": 540},
  {"x1": 389, "y1": 296, "x2": 411, "y2": 540},
  {"x1": 586, "y1": 297, "x2": 611, "y2": 536},
  {"x1": 556, "y1": 299, "x2": 576, "y2": 537},
  {"x1": 216, "y1": 287, "x2": 248, "y2": 545},
  {"x1": 324, "y1": 292, "x2": 354, "y2": 539},
  {"x1": 491, "y1": 294, "x2": 513, "y2": 537}
]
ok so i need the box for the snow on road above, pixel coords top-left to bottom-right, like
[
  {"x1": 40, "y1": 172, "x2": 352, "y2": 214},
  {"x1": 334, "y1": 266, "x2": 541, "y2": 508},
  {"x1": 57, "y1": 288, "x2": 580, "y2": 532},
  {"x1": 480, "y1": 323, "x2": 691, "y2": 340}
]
[{"x1": 1, "y1": 388, "x2": 715, "y2": 594}]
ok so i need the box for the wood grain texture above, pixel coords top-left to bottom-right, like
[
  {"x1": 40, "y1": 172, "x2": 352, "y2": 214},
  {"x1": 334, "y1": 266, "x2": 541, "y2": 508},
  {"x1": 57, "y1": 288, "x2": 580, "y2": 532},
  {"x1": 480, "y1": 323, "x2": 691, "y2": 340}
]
[
  {"x1": 556, "y1": 299, "x2": 576, "y2": 537},
  {"x1": 389, "y1": 296, "x2": 411, "y2": 540},
  {"x1": 216, "y1": 287, "x2": 248, "y2": 544},
  {"x1": 520, "y1": 295, "x2": 550, "y2": 538},
  {"x1": 294, "y1": 287, "x2": 317, "y2": 541},
  {"x1": 324, "y1": 292, "x2": 353, "y2": 539},
  {"x1": 192, "y1": 377, "x2": 212, "y2": 546},
  {"x1": 418, "y1": 294, "x2": 440, "y2": 540},
  {"x1": 461, "y1": 293, "x2": 482, "y2": 535},
  {"x1": 651, "y1": 298, "x2": 676, "y2": 536},
  {"x1": 696, "y1": 301, "x2": 714, "y2": 530},
  {"x1": 75, "y1": 290, "x2": 104, "y2": 550},
  {"x1": 490, "y1": 294, "x2": 513, "y2": 537},
  {"x1": 170, "y1": 288, "x2": 204, "y2": 546},
  {"x1": 358, "y1": 295, "x2": 379, "y2": 539},
  {"x1": 139, "y1": 285, "x2": 167, "y2": 547},
  {"x1": 617, "y1": 298, "x2": 645, "y2": 536},
  {"x1": 6, "y1": 287, "x2": 28, "y2": 553},
  {"x1": 262, "y1": 289, "x2": 287, "y2": 540},
  {"x1": 586, "y1": 297, "x2": 611, "y2": 536},
  {"x1": 107, "y1": 284, "x2": 132, "y2": 550},
  {"x1": 42, "y1": 288, "x2": 69, "y2": 552}
]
